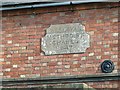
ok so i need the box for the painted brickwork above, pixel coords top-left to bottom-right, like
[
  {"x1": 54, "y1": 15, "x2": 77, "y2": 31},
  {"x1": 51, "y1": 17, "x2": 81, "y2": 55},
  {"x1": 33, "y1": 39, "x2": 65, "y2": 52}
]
[{"x1": 1, "y1": 2, "x2": 119, "y2": 89}]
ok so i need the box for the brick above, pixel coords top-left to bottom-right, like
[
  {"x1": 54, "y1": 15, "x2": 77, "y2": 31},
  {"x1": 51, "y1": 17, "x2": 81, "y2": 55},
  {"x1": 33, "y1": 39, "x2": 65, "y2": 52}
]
[
  {"x1": 42, "y1": 63, "x2": 47, "y2": 66},
  {"x1": 112, "y1": 18, "x2": 118, "y2": 22},
  {"x1": 31, "y1": 74, "x2": 40, "y2": 78},
  {"x1": 96, "y1": 56, "x2": 101, "y2": 60},
  {"x1": 113, "y1": 70, "x2": 117, "y2": 73},
  {"x1": 7, "y1": 40, "x2": 12, "y2": 44},
  {"x1": 28, "y1": 57, "x2": 34, "y2": 60},
  {"x1": 112, "y1": 47, "x2": 118, "y2": 51},
  {"x1": 104, "y1": 45, "x2": 110, "y2": 48},
  {"x1": 6, "y1": 54, "x2": 12, "y2": 58},
  {"x1": 71, "y1": 64, "x2": 80, "y2": 68},
  {"x1": 5, "y1": 68, "x2": 11, "y2": 72},
  {"x1": 94, "y1": 49, "x2": 101, "y2": 52},
  {"x1": 64, "y1": 72, "x2": 70, "y2": 75},
  {"x1": 20, "y1": 75, "x2": 26, "y2": 78},
  {"x1": 6, "y1": 62, "x2": 11, "y2": 64},
  {"x1": 21, "y1": 47, "x2": 27, "y2": 50},
  {"x1": 112, "y1": 33, "x2": 118, "y2": 37},
  {"x1": 13, "y1": 65, "x2": 18, "y2": 68},
  {"x1": 48, "y1": 62, "x2": 57, "y2": 66},
  {"x1": 64, "y1": 65, "x2": 70, "y2": 69},
  {"x1": 35, "y1": 67, "x2": 40, "y2": 70},
  {"x1": 0, "y1": 73, "x2": 3, "y2": 76},
  {"x1": 97, "y1": 42, "x2": 102, "y2": 45},
  {"x1": 57, "y1": 69, "x2": 62, "y2": 72},
  {"x1": 88, "y1": 31, "x2": 94, "y2": 35},
  {"x1": 0, "y1": 52, "x2": 4, "y2": 55},
  {"x1": 112, "y1": 40, "x2": 118, "y2": 44},
  {"x1": 81, "y1": 57, "x2": 87, "y2": 60},
  {"x1": 14, "y1": 44, "x2": 20, "y2": 46},
  {"x1": 104, "y1": 52, "x2": 110, "y2": 55},
  {"x1": 89, "y1": 53, "x2": 94, "y2": 56},
  {"x1": 40, "y1": 52, "x2": 44, "y2": 56},
  {"x1": 4, "y1": 76, "x2": 11, "y2": 78},
  {"x1": 96, "y1": 20, "x2": 102, "y2": 23},
  {"x1": 14, "y1": 51, "x2": 19, "y2": 53},
  {"x1": 50, "y1": 73, "x2": 56, "y2": 76},
  {"x1": 72, "y1": 68, "x2": 78, "y2": 71},
  {"x1": 73, "y1": 61, "x2": 78, "y2": 64},
  {"x1": 111, "y1": 55, "x2": 118, "y2": 59},
  {"x1": 0, "y1": 45, "x2": 4, "y2": 48},
  {"x1": 57, "y1": 62, "x2": 62, "y2": 65},
  {"x1": 73, "y1": 54, "x2": 79, "y2": 57},
  {"x1": 6, "y1": 34, "x2": 12, "y2": 37},
  {"x1": 27, "y1": 64, "x2": 32, "y2": 67},
  {"x1": 0, "y1": 58, "x2": 4, "y2": 62}
]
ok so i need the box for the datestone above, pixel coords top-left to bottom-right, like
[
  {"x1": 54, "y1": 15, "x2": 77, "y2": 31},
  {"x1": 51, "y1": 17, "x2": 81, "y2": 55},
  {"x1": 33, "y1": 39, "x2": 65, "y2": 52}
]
[{"x1": 41, "y1": 23, "x2": 90, "y2": 55}]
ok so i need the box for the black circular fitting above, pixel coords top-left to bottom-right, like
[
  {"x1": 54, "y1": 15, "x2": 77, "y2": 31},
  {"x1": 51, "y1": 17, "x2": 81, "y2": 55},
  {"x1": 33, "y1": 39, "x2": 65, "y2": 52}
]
[{"x1": 101, "y1": 60, "x2": 114, "y2": 73}]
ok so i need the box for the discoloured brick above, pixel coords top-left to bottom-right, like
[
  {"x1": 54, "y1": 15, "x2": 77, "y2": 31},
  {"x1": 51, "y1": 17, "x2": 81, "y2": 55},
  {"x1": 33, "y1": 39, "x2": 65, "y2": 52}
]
[
  {"x1": 0, "y1": 73, "x2": 3, "y2": 76},
  {"x1": 73, "y1": 68, "x2": 78, "y2": 71},
  {"x1": 0, "y1": 58, "x2": 4, "y2": 62},
  {"x1": 73, "y1": 61, "x2": 78, "y2": 64},
  {"x1": 113, "y1": 40, "x2": 118, "y2": 44},
  {"x1": 111, "y1": 55, "x2": 118, "y2": 59},
  {"x1": 97, "y1": 42, "x2": 102, "y2": 45},
  {"x1": 21, "y1": 47, "x2": 27, "y2": 50},
  {"x1": 96, "y1": 20, "x2": 102, "y2": 23},
  {"x1": 14, "y1": 51, "x2": 19, "y2": 53},
  {"x1": 112, "y1": 18, "x2": 118, "y2": 22},
  {"x1": 6, "y1": 62, "x2": 11, "y2": 64},
  {"x1": 6, "y1": 34, "x2": 12, "y2": 37},
  {"x1": 57, "y1": 69, "x2": 62, "y2": 72},
  {"x1": 73, "y1": 54, "x2": 79, "y2": 57},
  {"x1": 94, "y1": 49, "x2": 101, "y2": 52},
  {"x1": 104, "y1": 45, "x2": 110, "y2": 48},
  {"x1": 57, "y1": 62, "x2": 62, "y2": 65},
  {"x1": 20, "y1": 75, "x2": 26, "y2": 78},
  {"x1": 88, "y1": 31, "x2": 94, "y2": 35},
  {"x1": 5, "y1": 68, "x2": 11, "y2": 72},
  {"x1": 6, "y1": 54, "x2": 12, "y2": 58},
  {"x1": 14, "y1": 44, "x2": 20, "y2": 46},
  {"x1": 64, "y1": 65, "x2": 70, "y2": 69},
  {"x1": 112, "y1": 33, "x2": 118, "y2": 37},
  {"x1": 81, "y1": 57, "x2": 87, "y2": 60},
  {"x1": 0, "y1": 45, "x2": 4, "y2": 48},
  {"x1": 104, "y1": 52, "x2": 110, "y2": 55},
  {"x1": 35, "y1": 67, "x2": 40, "y2": 70},
  {"x1": 96, "y1": 56, "x2": 101, "y2": 60},
  {"x1": 42, "y1": 63, "x2": 47, "y2": 66},
  {"x1": 89, "y1": 53, "x2": 94, "y2": 56},
  {"x1": 112, "y1": 47, "x2": 118, "y2": 51},
  {"x1": 28, "y1": 57, "x2": 34, "y2": 60},
  {"x1": 64, "y1": 72, "x2": 70, "y2": 75},
  {"x1": 7, "y1": 40, "x2": 12, "y2": 44},
  {"x1": 13, "y1": 65, "x2": 18, "y2": 68}
]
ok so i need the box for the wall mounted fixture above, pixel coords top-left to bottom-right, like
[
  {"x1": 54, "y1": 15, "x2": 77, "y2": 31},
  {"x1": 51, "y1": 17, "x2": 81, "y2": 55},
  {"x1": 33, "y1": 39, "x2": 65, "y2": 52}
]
[{"x1": 101, "y1": 60, "x2": 114, "y2": 73}]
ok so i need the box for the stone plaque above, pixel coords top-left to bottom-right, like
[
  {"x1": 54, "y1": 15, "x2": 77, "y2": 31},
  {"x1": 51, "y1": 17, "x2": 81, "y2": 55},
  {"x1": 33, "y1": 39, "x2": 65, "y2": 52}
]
[{"x1": 41, "y1": 23, "x2": 90, "y2": 55}]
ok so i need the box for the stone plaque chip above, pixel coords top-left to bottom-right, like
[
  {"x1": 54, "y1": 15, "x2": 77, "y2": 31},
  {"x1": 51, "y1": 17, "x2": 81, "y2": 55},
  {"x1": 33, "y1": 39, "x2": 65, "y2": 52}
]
[{"x1": 41, "y1": 23, "x2": 90, "y2": 55}]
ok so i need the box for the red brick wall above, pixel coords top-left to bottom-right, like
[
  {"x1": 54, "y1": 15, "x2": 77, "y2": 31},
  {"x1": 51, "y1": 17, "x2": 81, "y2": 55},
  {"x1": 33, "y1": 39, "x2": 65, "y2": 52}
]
[{"x1": 1, "y1": 2, "x2": 119, "y2": 88}]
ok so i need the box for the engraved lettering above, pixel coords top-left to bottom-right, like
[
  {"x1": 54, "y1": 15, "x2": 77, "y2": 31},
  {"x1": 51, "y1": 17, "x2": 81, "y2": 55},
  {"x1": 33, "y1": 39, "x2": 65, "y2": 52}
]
[{"x1": 41, "y1": 23, "x2": 90, "y2": 55}]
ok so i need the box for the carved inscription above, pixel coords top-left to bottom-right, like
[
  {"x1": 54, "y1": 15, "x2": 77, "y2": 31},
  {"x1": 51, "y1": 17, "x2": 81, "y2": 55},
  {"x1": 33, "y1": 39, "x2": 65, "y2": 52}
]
[{"x1": 41, "y1": 23, "x2": 90, "y2": 55}]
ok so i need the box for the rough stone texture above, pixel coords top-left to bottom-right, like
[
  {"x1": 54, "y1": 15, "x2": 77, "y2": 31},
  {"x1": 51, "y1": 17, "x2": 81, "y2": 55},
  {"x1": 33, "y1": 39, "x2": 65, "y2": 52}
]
[
  {"x1": 41, "y1": 23, "x2": 90, "y2": 55},
  {"x1": 38, "y1": 83, "x2": 96, "y2": 89}
]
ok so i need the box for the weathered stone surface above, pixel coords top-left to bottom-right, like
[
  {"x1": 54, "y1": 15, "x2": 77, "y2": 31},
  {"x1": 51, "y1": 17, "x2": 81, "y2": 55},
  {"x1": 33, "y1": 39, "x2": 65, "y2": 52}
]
[
  {"x1": 41, "y1": 23, "x2": 90, "y2": 55},
  {"x1": 40, "y1": 83, "x2": 96, "y2": 89}
]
